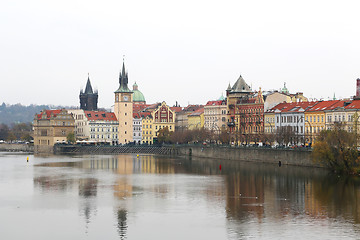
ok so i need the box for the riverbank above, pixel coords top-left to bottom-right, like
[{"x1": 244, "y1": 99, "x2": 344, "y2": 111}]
[{"x1": 0, "y1": 143, "x2": 34, "y2": 152}]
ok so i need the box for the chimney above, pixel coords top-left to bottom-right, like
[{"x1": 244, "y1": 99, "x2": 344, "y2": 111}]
[{"x1": 357, "y1": 78, "x2": 360, "y2": 97}]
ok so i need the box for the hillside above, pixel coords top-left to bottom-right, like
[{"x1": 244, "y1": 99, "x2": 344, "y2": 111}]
[{"x1": 0, "y1": 103, "x2": 76, "y2": 125}]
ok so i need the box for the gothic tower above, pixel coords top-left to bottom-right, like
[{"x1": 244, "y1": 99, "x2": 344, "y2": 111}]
[
  {"x1": 114, "y1": 59, "x2": 133, "y2": 144},
  {"x1": 80, "y1": 74, "x2": 98, "y2": 111}
]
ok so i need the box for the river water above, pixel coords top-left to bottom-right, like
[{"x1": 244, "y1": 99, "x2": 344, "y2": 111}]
[{"x1": 0, "y1": 152, "x2": 359, "y2": 239}]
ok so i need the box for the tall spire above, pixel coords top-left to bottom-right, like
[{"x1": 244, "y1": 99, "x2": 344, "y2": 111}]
[
  {"x1": 115, "y1": 57, "x2": 131, "y2": 93},
  {"x1": 84, "y1": 74, "x2": 93, "y2": 94}
]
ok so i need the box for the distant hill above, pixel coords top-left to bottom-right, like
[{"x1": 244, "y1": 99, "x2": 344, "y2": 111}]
[{"x1": 0, "y1": 103, "x2": 77, "y2": 125}]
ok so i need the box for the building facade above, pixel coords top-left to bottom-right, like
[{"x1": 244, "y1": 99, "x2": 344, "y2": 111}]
[
  {"x1": 188, "y1": 107, "x2": 204, "y2": 130},
  {"x1": 175, "y1": 105, "x2": 203, "y2": 131},
  {"x1": 86, "y1": 111, "x2": 119, "y2": 145},
  {"x1": 67, "y1": 109, "x2": 89, "y2": 140},
  {"x1": 33, "y1": 109, "x2": 75, "y2": 152},
  {"x1": 204, "y1": 100, "x2": 227, "y2": 132}
]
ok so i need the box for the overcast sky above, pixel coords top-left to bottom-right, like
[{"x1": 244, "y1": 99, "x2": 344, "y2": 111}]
[{"x1": 1, "y1": 0, "x2": 360, "y2": 108}]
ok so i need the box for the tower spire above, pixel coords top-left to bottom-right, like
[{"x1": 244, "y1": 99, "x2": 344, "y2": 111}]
[{"x1": 115, "y1": 57, "x2": 131, "y2": 93}]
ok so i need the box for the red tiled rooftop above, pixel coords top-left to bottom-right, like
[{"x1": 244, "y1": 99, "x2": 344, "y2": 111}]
[
  {"x1": 84, "y1": 111, "x2": 117, "y2": 121},
  {"x1": 206, "y1": 100, "x2": 223, "y2": 106},
  {"x1": 306, "y1": 100, "x2": 341, "y2": 112},
  {"x1": 133, "y1": 111, "x2": 152, "y2": 119},
  {"x1": 189, "y1": 107, "x2": 204, "y2": 116},
  {"x1": 269, "y1": 101, "x2": 317, "y2": 113},
  {"x1": 36, "y1": 109, "x2": 62, "y2": 120},
  {"x1": 344, "y1": 100, "x2": 360, "y2": 110},
  {"x1": 170, "y1": 106, "x2": 182, "y2": 113}
]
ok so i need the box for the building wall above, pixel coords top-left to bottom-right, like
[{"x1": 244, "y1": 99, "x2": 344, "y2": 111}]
[
  {"x1": 133, "y1": 118, "x2": 142, "y2": 144},
  {"x1": 305, "y1": 112, "x2": 325, "y2": 139},
  {"x1": 188, "y1": 113, "x2": 204, "y2": 130},
  {"x1": 114, "y1": 92, "x2": 133, "y2": 144},
  {"x1": 152, "y1": 102, "x2": 175, "y2": 141},
  {"x1": 204, "y1": 103, "x2": 227, "y2": 131},
  {"x1": 264, "y1": 92, "x2": 291, "y2": 111},
  {"x1": 89, "y1": 121, "x2": 118, "y2": 144},
  {"x1": 142, "y1": 116, "x2": 153, "y2": 144},
  {"x1": 33, "y1": 109, "x2": 75, "y2": 152},
  {"x1": 264, "y1": 112, "x2": 276, "y2": 134},
  {"x1": 67, "y1": 109, "x2": 89, "y2": 140}
]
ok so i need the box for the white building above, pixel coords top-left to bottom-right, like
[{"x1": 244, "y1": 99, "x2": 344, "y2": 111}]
[
  {"x1": 68, "y1": 109, "x2": 119, "y2": 145},
  {"x1": 133, "y1": 114, "x2": 143, "y2": 144},
  {"x1": 204, "y1": 99, "x2": 227, "y2": 132}
]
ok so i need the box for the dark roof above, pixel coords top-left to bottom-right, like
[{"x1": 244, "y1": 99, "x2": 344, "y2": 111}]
[
  {"x1": 84, "y1": 76, "x2": 93, "y2": 94},
  {"x1": 230, "y1": 75, "x2": 251, "y2": 93}
]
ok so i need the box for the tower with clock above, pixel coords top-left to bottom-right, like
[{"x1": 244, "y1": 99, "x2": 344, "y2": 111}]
[{"x1": 114, "y1": 59, "x2": 133, "y2": 144}]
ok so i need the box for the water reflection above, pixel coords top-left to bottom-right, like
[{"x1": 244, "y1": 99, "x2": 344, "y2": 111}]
[
  {"x1": 116, "y1": 209, "x2": 128, "y2": 240},
  {"x1": 30, "y1": 154, "x2": 360, "y2": 239}
]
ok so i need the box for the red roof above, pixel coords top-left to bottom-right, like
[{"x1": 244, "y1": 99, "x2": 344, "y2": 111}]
[
  {"x1": 84, "y1": 111, "x2": 117, "y2": 121},
  {"x1": 326, "y1": 100, "x2": 346, "y2": 110},
  {"x1": 306, "y1": 100, "x2": 342, "y2": 112},
  {"x1": 344, "y1": 100, "x2": 360, "y2": 110},
  {"x1": 170, "y1": 106, "x2": 182, "y2": 113},
  {"x1": 133, "y1": 112, "x2": 152, "y2": 119},
  {"x1": 206, "y1": 100, "x2": 223, "y2": 106},
  {"x1": 36, "y1": 109, "x2": 62, "y2": 120},
  {"x1": 269, "y1": 101, "x2": 317, "y2": 113},
  {"x1": 189, "y1": 107, "x2": 204, "y2": 116},
  {"x1": 182, "y1": 105, "x2": 203, "y2": 112},
  {"x1": 133, "y1": 104, "x2": 150, "y2": 113}
]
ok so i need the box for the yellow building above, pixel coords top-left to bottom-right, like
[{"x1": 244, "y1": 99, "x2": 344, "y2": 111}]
[
  {"x1": 188, "y1": 108, "x2": 204, "y2": 130},
  {"x1": 305, "y1": 100, "x2": 343, "y2": 143},
  {"x1": 142, "y1": 115, "x2": 154, "y2": 144},
  {"x1": 33, "y1": 109, "x2": 75, "y2": 153},
  {"x1": 140, "y1": 101, "x2": 176, "y2": 144},
  {"x1": 264, "y1": 111, "x2": 276, "y2": 134}
]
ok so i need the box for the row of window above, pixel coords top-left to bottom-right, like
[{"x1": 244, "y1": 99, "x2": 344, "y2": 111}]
[
  {"x1": 90, "y1": 134, "x2": 118, "y2": 139},
  {"x1": 90, "y1": 127, "x2": 118, "y2": 132},
  {"x1": 277, "y1": 116, "x2": 304, "y2": 124}
]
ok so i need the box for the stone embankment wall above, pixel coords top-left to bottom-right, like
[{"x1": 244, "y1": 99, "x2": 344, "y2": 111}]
[
  {"x1": 0, "y1": 143, "x2": 34, "y2": 152},
  {"x1": 177, "y1": 145, "x2": 319, "y2": 168},
  {"x1": 54, "y1": 145, "x2": 179, "y2": 155},
  {"x1": 36, "y1": 144, "x2": 318, "y2": 168}
]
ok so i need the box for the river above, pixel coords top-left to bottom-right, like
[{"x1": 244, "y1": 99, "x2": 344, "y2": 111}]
[{"x1": 0, "y1": 152, "x2": 359, "y2": 239}]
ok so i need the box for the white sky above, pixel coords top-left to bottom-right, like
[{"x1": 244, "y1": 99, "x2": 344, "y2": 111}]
[{"x1": 1, "y1": 0, "x2": 360, "y2": 108}]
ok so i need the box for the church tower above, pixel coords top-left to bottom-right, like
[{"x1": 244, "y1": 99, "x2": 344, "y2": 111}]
[
  {"x1": 80, "y1": 74, "x2": 98, "y2": 111},
  {"x1": 114, "y1": 59, "x2": 133, "y2": 144}
]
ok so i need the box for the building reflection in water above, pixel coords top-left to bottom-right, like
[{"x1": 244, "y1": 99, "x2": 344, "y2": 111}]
[
  {"x1": 221, "y1": 160, "x2": 360, "y2": 237},
  {"x1": 78, "y1": 178, "x2": 98, "y2": 232},
  {"x1": 32, "y1": 154, "x2": 360, "y2": 238},
  {"x1": 116, "y1": 209, "x2": 127, "y2": 240}
]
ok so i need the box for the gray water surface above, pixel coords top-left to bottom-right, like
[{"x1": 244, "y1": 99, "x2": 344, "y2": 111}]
[{"x1": 0, "y1": 153, "x2": 359, "y2": 239}]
